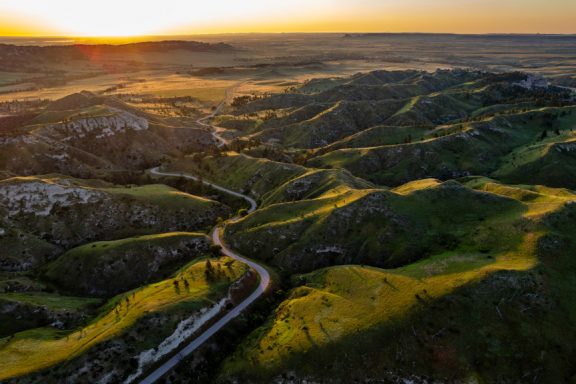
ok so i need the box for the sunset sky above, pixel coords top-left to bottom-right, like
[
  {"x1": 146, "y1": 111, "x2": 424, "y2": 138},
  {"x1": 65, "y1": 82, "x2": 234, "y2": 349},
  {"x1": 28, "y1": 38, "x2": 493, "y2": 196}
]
[{"x1": 0, "y1": 0, "x2": 574, "y2": 37}]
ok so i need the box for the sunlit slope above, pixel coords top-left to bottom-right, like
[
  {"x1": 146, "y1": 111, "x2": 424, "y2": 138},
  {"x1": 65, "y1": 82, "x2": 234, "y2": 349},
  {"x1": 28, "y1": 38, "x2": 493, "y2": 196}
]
[
  {"x1": 225, "y1": 179, "x2": 527, "y2": 273},
  {"x1": 261, "y1": 167, "x2": 373, "y2": 206},
  {"x1": 0, "y1": 292, "x2": 101, "y2": 338},
  {"x1": 0, "y1": 175, "x2": 227, "y2": 271},
  {"x1": 223, "y1": 180, "x2": 576, "y2": 382},
  {"x1": 310, "y1": 107, "x2": 576, "y2": 187},
  {"x1": 217, "y1": 70, "x2": 575, "y2": 190},
  {"x1": 0, "y1": 257, "x2": 247, "y2": 381},
  {"x1": 44, "y1": 232, "x2": 210, "y2": 297},
  {"x1": 315, "y1": 124, "x2": 433, "y2": 152},
  {"x1": 218, "y1": 70, "x2": 572, "y2": 150},
  {"x1": 0, "y1": 91, "x2": 215, "y2": 178},
  {"x1": 167, "y1": 152, "x2": 307, "y2": 199}
]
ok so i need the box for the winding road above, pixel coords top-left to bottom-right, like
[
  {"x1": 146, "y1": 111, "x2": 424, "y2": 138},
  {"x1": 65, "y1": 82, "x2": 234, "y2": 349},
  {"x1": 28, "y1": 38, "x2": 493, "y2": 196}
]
[
  {"x1": 138, "y1": 105, "x2": 268, "y2": 383},
  {"x1": 196, "y1": 83, "x2": 241, "y2": 148}
]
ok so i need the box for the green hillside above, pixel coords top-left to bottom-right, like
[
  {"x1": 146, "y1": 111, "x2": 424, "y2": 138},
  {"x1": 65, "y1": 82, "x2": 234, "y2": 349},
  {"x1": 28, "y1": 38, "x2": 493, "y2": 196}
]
[
  {"x1": 225, "y1": 178, "x2": 527, "y2": 273},
  {"x1": 0, "y1": 175, "x2": 228, "y2": 271},
  {"x1": 0, "y1": 257, "x2": 248, "y2": 381},
  {"x1": 44, "y1": 232, "x2": 211, "y2": 297},
  {"x1": 222, "y1": 180, "x2": 576, "y2": 382}
]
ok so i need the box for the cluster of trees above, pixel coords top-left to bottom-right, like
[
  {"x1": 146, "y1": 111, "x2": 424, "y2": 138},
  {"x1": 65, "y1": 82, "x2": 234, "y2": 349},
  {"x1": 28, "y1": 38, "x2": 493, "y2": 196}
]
[
  {"x1": 231, "y1": 94, "x2": 259, "y2": 108},
  {"x1": 224, "y1": 137, "x2": 262, "y2": 152},
  {"x1": 204, "y1": 259, "x2": 230, "y2": 283},
  {"x1": 172, "y1": 278, "x2": 190, "y2": 293},
  {"x1": 0, "y1": 99, "x2": 48, "y2": 114}
]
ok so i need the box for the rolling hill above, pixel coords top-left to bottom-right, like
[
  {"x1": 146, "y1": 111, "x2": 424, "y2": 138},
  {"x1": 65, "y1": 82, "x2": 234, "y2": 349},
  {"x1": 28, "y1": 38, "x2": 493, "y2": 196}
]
[
  {"x1": 222, "y1": 179, "x2": 576, "y2": 383},
  {"x1": 0, "y1": 174, "x2": 228, "y2": 272},
  {"x1": 2, "y1": 65, "x2": 576, "y2": 383},
  {"x1": 0, "y1": 91, "x2": 216, "y2": 178}
]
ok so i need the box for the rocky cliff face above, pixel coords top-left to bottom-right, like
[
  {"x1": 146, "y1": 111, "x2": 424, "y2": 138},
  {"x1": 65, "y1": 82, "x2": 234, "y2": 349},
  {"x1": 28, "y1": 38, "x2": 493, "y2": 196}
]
[
  {"x1": 0, "y1": 176, "x2": 229, "y2": 271},
  {"x1": 0, "y1": 178, "x2": 106, "y2": 217},
  {"x1": 514, "y1": 74, "x2": 549, "y2": 90},
  {"x1": 0, "y1": 99, "x2": 214, "y2": 177},
  {"x1": 40, "y1": 107, "x2": 149, "y2": 142}
]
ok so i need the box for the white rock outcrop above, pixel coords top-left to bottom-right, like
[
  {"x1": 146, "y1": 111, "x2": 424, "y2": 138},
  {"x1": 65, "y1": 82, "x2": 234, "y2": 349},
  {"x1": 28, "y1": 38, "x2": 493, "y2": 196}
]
[
  {"x1": 0, "y1": 179, "x2": 106, "y2": 216},
  {"x1": 514, "y1": 74, "x2": 549, "y2": 90},
  {"x1": 124, "y1": 297, "x2": 230, "y2": 384},
  {"x1": 42, "y1": 107, "x2": 148, "y2": 141}
]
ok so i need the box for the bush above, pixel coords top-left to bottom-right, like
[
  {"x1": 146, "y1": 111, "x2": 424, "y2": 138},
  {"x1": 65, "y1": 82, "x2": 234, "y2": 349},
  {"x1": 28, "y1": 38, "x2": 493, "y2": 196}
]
[{"x1": 210, "y1": 244, "x2": 222, "y2": 257}]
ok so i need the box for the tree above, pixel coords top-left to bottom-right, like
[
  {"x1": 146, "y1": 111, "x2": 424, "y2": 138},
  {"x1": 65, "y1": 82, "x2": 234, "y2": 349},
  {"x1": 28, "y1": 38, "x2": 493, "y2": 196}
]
[
  {"x1": 205, "y1": 260, "x2": 215, "y2": 281},
  {"x1": 209, "y1": 244, "x2": 222, "y2": 257}
]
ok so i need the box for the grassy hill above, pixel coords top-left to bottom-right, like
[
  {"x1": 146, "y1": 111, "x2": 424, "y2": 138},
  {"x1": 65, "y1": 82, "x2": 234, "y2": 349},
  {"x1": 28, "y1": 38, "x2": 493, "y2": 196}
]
[
  {"x1": 225, "y1": 178, "x2": 527, "y2": 274},
  {"x1": 2, "y1": 67, "x2": 575, "y2": 383},
  {"x1": 0, "y1": 175, "x2": 228, "y2": 271},
  {"x1": 219, "y1": 70, "x2": 571, "y2": 150},
  {"x1": 0, "y1": 256, "x2": 247, "y2": 381},
  {"x1": 221, "y1": 179, "x2": 576, "y2": 382},
  {"x1": 0, "y1": 292, "x2": 101, "y2": 338},
  {"x1": 44, "y1": 232, "x2": 211, "y2": 297},
  {"x1": 0, "y1": 172, "x2": 232, "y2": 360},
  {"x1": 309, "y1": 107, "x2": 576, "y2": 187},
  {"x1": 215, "y1": 70, "x2": 575, "y2": 191},
  {"x1": 0, "y1": 91, "x2": 216, "y2": 178},
  {"x1": 167, "y1": 152, "x2": 307, "y2": 200}
]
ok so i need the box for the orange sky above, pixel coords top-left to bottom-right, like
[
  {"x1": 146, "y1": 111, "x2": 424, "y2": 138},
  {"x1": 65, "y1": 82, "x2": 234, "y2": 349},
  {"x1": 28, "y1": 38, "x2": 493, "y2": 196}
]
[{"x1": 0, "y1": 0, "x2": 574, "y2": 37}]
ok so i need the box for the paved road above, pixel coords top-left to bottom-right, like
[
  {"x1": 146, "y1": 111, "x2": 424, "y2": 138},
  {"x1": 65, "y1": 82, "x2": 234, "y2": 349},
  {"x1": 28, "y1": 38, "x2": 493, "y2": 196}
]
[
  {"x1": 138, "y1": 169, "x2": 267, "y2": 384},
  {"x1": 196, "y1": 84, "x2": 240, "y2": 147},
  {"x1": 150, "y1": 168, "x2": 256, "y2": 212}
]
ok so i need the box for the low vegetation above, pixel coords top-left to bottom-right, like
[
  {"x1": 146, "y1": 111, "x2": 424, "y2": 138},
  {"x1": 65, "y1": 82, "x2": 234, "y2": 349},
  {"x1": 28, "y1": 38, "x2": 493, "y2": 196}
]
[{"x1": 0, "y1": 256, "x2": 247, "y2": 381}]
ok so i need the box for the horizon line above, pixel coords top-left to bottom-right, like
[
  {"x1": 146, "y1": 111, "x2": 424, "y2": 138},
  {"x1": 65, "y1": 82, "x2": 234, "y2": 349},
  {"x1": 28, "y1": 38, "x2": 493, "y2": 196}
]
[{"x1": 1, "y1": 31, "x2": 576, "y2": 39}]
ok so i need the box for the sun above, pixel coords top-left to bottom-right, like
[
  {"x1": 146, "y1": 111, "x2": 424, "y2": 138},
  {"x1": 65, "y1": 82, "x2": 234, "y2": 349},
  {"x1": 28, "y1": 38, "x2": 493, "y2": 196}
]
[
  {"x1": 0, "y1": 0, "x2": 342, "y2": 37},
  {"x1": 1, "y1": 0, "x2": 177, "y2": 37},
  {"x1": 60, "y1": 19, "x2": 158, "y2": 38}
]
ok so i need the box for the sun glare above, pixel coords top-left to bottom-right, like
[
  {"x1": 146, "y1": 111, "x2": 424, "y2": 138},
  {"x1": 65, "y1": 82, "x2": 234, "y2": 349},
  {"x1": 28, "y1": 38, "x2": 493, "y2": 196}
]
[
  {"x1": 2, "y1": 1, "x2": 178, "y2": 37},
  {"x1": 0, "y1": 0, "x2": 336, "y2": 37},
  {"x1": 0, "y1": 0, "x2": 574, "y2": 36}
]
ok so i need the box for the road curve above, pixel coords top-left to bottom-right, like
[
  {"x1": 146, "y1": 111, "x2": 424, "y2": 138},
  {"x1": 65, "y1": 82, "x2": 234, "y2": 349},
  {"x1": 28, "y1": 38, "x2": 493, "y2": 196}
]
[
  {"x1": 139, "y1": 168, "x2": 268, "y2": 384},
  {"x1": 196, "y1": 83, "x2": 240, "y2": 147},
  {"x1": 149, "y1": 168, "x2": 257, "y2": 212}
]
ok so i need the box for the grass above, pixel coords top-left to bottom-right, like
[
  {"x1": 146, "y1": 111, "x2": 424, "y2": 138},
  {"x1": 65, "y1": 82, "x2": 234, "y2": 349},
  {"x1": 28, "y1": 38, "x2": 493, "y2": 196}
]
[
  {"x1": 222, "y1": 178, "x2": 576, "y2": 380},
  {"x1": 0, "y1": 292, "x2": 101, "y2": 312},
  {"x1": 30, "y1": 105, "x2": 114, "y2": 125},
  {"x1": 391, "y1": 95, "x2": 421, "y2": 117},
  {"x1": 309, "y1": 109, "x2": 576, "y2": 186},
  {"x1": 261, "y1": 168, "x2": 373, "y2": 206},
  {"x1": 490, "y1": 110, "x2": 576, "y2": 188},
  {"x1": 225, "y1": 178, "x2": 525, "y2": 273},
  {"x1": 145, "y1": 87, "x2": 228, "y2": 103},
  {"x1": 168, "y1": 153, "x2": 307, "y2": 199},
  {"x1": 102, "y1": 184, "x2": 216, "y2": 209},
  {"x1": 0, "y1": 256, "x2": 247, "y2": 381},
  {"x1": 391, "y1": 178, "x2": 441, "y2": 195},
  {"x1": 43, "y1": 232, "x2": 210, "y2": 297},
  {"x1": 320, "y1": 124, "x2": 431, "y2": 151},
  {"x1": 224, "y1": 234, "x2": 538, "y2": 375}
]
